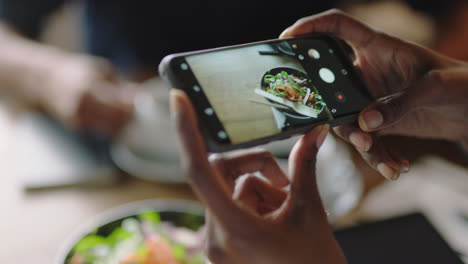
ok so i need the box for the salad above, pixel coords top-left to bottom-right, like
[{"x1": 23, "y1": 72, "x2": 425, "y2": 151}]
[
  {"x1": 68, "y1": 212, "x2": 205, "y2": 264},
  {"x1": 263, "y1": 71, "x2": 326, "y2": 112}
]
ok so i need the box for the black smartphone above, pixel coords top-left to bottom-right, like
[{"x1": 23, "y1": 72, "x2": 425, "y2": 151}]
[{"x1": 159, "y1": 34, "x2": 372, "y2": 152}]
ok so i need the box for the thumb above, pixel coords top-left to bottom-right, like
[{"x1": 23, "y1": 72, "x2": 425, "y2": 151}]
[
  {"x1": 288, "y1": 124, "x2": 329, "y2": 202},
  {"x1": 358, "y1": 92, "x2": 414, "y2": 132}
]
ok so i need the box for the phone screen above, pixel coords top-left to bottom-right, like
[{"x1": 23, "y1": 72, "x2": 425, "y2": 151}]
[{"x1": 176, "y1": 36, "x2": 371, "y2": 146}]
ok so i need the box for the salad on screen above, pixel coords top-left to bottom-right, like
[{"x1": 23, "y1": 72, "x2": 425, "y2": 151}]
[{"x1": 263, "y1": 71, "x2": 326, "y2": 113}]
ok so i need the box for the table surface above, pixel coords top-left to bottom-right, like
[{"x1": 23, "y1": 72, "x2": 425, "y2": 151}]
[
  {"x1": 0, "y1": 102, "x2": 197, "y2": 263},
  {"x1": 2, "y1": 100, "x2": 468, "y2": 264}
]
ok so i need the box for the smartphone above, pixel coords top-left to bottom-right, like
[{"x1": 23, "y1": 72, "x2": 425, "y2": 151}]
[{"x1": 159, "y1": 34, "x2": 372, "y2": 152}]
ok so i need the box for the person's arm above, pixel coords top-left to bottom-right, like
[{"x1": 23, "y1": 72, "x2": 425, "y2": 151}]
[
  {"x1": 0, "y1": 0, "x2": 67, "y2": 105},
  {"x1": 0, "y1": 24, "x2": 84, "y2": 108},
  {"x1": 0, "y1": 24, "x2": 134, "y2": 135},
  {"x1": 171, "y1": 89, "x2": 347, "y2": 264},
  {"x1": 281, "y1": 9, "x2": 468, "y2": 180},
  {"x1": 0, "y1": 0, "x2": 134, "y2": 136}
]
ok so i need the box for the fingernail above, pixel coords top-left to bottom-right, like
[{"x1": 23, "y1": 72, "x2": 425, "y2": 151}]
[
  {"x1": 359, "y1": 110, "x2": 383, "y2": 131},
  {"x1": 169, "y1": 89, "x2": 185, "y2": 114},
  {"x1": 349, "y1": 132, "x2": 372, "y2": 152},
  {"x1": 316, "y1": 124, "x2": 330, "y2": 148},
  {"x1": 377, "y1": 163, "x2": 399, "y2": 181},
  {"x1": 400, "y1": 160, "x2": 410, "y2": 173},
  {"x1": 279, "y1": 27, "x2": 292, "y2": 38}
]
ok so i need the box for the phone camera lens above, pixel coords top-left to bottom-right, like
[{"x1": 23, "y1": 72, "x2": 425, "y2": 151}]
[
  {"x1": 217, "y1": 131, "x2": 228, "y2": 140},
  {"x1": 180, "y1": 63, "x2": 189, "y2": 70},
  {"x1": 308, "y1": 49, "x2": 320, "y2": 59},
  {"x1": 204, "y1": 108, "x2": 214, "y2": 116}
]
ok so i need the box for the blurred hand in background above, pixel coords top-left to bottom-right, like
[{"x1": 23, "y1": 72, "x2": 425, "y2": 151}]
[
  {"x1": 43, "y1": 54, "x2": 136, "y2": 136},
  {"x1": 0, "y1": 24, "x2": 136, "y2": 137}
]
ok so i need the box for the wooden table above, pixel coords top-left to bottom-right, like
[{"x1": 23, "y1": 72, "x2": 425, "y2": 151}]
[
  {"x1": 0, "y1": 102, "x2": 196, "y2": 263},
  {"x1": 2, "y1": 99, "x2": 468, "y2": 264}
]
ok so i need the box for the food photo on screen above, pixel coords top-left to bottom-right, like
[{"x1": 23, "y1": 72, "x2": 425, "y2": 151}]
[
  {"x1": 254, "y1": 66, "x2": 330, "y2": 131},
  {"x1": 185, "y1": 40, "x2": 338, "y2": 144}
]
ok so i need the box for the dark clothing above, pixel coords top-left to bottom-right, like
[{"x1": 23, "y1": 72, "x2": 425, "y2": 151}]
[{"x1": 0, "y1": 0, "x2": 461, "y2": 73}]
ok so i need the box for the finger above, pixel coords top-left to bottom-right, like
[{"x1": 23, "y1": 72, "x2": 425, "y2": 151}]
[
  {"x1": 205, "y1": 213, "x2": 234, "y2": 264},
  {"x1": 356, "y1": 136, "x2": 407, "y2": 180},
  {"x1": 358, "y1": 71, "x2": 446, "y2": 132},
  {"x1": 280, "y1": 9, "x2": 376, "y2": 48},
  {"x1": 333, "y1": 124, "x2": 373, "y2": 152},
  {"x1": 171, "y1": 89, "x2": 254, "y2": 227},
  {"x1": 288, "y1": 125, "x2": 329, "y2": 203},
  {"x1": 333, "y1": 125, "x2": 408, "y2": 180},
  {"x1": 209, "y1": 149, "x2": 289, "y2": 192},
  {"x1": 338, "y1": 74, "x2": 443, "y2": 174},
  {"x1": 389, "y1": 149, "x2": 411, "y2": 174},
  {"x1": 170, "y1": 89, "x2": 212, "y2": 180},
  {"x1": 233, "y1": 173, "x2": 288, "y2": 216},
  {"x1": 278, "y1": 125, "x2": 330, "y2": 222},
  {"x1": 358, "y1": 93, "x2": 414, "y2": 132}
]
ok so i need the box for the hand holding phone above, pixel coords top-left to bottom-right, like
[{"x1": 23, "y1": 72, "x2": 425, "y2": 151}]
[
  {"x1": 170, "y1": 89, "x2": 347, "y2": 264},
  {"x1": 160, "y1": 34, "x2": 371, "y2": 152},
  {"x1": 281, "y1": 10, "x2": 468, "y2": 180}
]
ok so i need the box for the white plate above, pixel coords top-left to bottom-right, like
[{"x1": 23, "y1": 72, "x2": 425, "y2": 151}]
[{"x1": 111, "y1": 79, "x2": 184, "y2": 183}]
